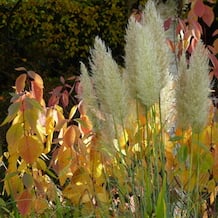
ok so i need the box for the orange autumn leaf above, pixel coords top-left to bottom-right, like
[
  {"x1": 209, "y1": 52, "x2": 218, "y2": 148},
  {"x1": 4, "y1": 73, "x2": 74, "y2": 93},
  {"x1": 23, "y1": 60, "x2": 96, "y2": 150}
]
[
  {"x1": 63, "y1": 125, "x2": 77, "y2": 147},
  {"x1": 15, "y1": 74, "x2": 27, "y2": 93},
  {"x1": 31, "y1": 81, "x2": 44, "y2": 105},
  {"x1": 16, "y1": 190, "x2": 33, "y2": 216},
  {"x1": 28, "y1": 71, "x2": 43, "y2": 89},
  {"x1": 18, "y1": 135, "x2": 44, "y2": 164},
  {"x1": 213, "y1": 39, "x2": 218, "y2": 55},
  {"x1": 33, "y1": 198, "x2": 48, "y2": 214},
  {"x1": 77, "y1": 115, "x2": 92, "y2": 135}
]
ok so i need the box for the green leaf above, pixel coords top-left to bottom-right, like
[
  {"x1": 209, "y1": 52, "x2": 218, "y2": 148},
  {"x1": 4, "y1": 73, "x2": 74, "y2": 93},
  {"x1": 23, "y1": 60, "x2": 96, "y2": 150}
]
[
  {"x1": 24, "y1": 97, "x2": 43, "y2": 111},
  {"x1": 22, "y1": 173, "x2": 34, "y2": 189},
  {"x1": 0, "y1": 102, "x2": 21, "y2": 126},
  {"x1": 169, "y1": 135, "x2": 183, "y2": 141},
  {"x1": 156, "y1": 177, "x2": 167, "y2": 218},
  {"x1": 177, "y1": 145, "x2": 188, "y2": 163}
]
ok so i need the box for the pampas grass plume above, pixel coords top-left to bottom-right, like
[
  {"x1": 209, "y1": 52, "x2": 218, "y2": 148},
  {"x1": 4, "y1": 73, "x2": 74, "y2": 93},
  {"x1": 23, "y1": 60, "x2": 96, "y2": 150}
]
[{"x1": 176, "y1": 41, "x2": 210, "y2": 132}]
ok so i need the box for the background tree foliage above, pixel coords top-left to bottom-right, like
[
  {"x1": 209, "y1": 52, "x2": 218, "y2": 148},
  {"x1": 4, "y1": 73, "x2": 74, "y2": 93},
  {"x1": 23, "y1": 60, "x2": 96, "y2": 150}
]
[{"x1": 0, "y1": 0, "x2": 136, "y2": 90}]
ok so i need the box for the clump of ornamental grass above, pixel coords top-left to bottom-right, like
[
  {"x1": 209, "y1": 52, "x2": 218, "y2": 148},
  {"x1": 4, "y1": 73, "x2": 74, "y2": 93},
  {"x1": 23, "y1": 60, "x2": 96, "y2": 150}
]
[{"x1": 78, "y1": 1, "x2": 212, "y2": 217}]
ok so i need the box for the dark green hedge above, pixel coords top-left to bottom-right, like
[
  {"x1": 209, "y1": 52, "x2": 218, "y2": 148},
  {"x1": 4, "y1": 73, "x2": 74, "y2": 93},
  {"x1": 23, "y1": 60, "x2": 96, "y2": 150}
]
[{"x1": 0, "y1": 0, "x2": 136, "y2": 88}]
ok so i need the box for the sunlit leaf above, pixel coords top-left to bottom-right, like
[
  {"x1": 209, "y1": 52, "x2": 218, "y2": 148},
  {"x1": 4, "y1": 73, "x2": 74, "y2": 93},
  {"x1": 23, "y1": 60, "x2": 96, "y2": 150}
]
[
  {"x1": 18, "y1": 136, "x2": 44, "y2": 164},
  {"x1": 6, "y1": 123, "x2": 23, "y2": 150},
  {"x1": 27, "y1": 71, "x2": 43, "y2": 88},
  {"x1": 15, "y1": 74, "x2": 27, "y2": 93},
  {"x1": 76, "y1": 115, "x2": 92, "y2": 135},
  {"x1": 63, "y1": 125, "x2": 77, "y2": 147},
  {"x1": 31, "y1": 81, "x2": 44, "y2": 105},
  {"x1": 15, "y1": 67, "x2": 27, "y2": 72},
  {"x1": 0, "y1": 102, "x2": 21, "y2": 126},
  {"x1": 69, "y1": 105, "x2": 78, "y2": 120},
  {"x1": 33, "y1": 198, "x2": 48, "y2": 214},
  {"x1": 36, "y1": 158, "x2": 47, "y2": 171},
  {"x1": 4, "y1": 173, "x2": 23, "y2": 196},
  {"x1": 24, "y1": 97, "x2": 43, "y2": 111}
]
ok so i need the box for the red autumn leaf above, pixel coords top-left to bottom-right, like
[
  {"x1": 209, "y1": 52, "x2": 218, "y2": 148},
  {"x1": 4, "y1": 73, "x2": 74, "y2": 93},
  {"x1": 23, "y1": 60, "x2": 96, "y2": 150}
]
[
  {"x1": 164, "y1": 18, "x2": 172, "y2": 31},
  {"x1": 15, "y1": 74, "x2": 27, "y2": 93},
  {"x1": 192, "y1": 0, "x2": 205, "y2": 17},
  {"x1": 190, "y1": 21, "x2": 202, "y2": 40},
  {"x1": 212, "y1": 29, "x2": 218, "y2": 37},
  {"x1": 16, "y1": 190, "x2": 32, "y2": 216},
  {"x1": 202, "y1": 5, "x2": 214, "y2": 27},
  {"x1": 48, "y1": 95, "x2": 59, "y2": 107},
  {"x1": 18, "y1": 135, "x2": 44, "y2": 164},
  {"x1": 176, "y1": 19, "x2": 186, "y2": 35},
  {"x1": 61, "y1": 90, "x2": 69, "y2": 108},
  {"x1": 166, "y1": 39, "x2": 175, "y2": 52},
  {"x1": 187, "y1": 10, "x2": 198, "y2": 23},
  {"x1": 209, "y1": 53, "x2": 218, "y2": 78}
]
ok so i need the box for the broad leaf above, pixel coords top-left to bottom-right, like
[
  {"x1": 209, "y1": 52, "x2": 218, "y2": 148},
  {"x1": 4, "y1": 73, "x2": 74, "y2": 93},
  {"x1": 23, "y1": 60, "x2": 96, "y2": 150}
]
[
  {"x1": 27, "y1": 71, "x2": 43, "y2": 88},
  {"x1": 193, "y1": 0, "x2": 205, "y2": 17},
  {"x1": 6, "y1": 123, "x2": 23, "y2": 154},
  {"x1": 18, "y1": 136, "x2": 44, "y2": 164},
  {"x1": 69, "y1": 105, "x2": 78, "y2": 120},
  {"x1": 15, "y1": 74, "x2": 26, "y2": 93},
  {"x1": 202, "y1": 5, "x2": 214, "y2": 27},
  {"x1": 16, "y1": 190, "x2": 33, "y2": 216},
  {"x1": 63, "y1": 125, "x2": 77, "y2": 147},
  {"x1": 22, "y1": 173, "x2": 34, "y2": 189}
]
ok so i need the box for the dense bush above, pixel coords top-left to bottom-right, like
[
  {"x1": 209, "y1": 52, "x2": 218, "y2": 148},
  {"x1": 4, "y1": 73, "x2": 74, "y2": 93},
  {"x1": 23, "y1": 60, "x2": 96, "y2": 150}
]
[{"x1": 0, "y1": 0, "x2": 131, "y2": 89}]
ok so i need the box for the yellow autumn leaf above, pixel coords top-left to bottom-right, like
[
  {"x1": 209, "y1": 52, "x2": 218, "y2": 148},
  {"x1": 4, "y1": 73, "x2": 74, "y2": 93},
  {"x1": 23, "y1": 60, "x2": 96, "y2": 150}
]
[
  {"x1": 69, "y1": 105, "x2": 78, "y2": 120},
  {"x1": 18, "y1": 135, "x2": 44, "y2": 164},
  {"x1": 4, "y1": 174, "x2": 23, "y2": 196},
  {"x1": 6, "y1": 123, "x2": 24, "y2": 155}
]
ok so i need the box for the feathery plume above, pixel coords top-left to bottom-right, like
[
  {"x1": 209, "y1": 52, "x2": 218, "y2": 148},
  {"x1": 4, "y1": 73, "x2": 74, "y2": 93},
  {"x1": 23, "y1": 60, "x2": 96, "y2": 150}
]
[
  {"x1": 124, "y1": 0, "x2": 170, "y2": 108},
  {"x1": 90, "y1": 36, "x2": 128, "y2": 124},
  {"x1": 143, "y1": 0, "x2": 170, "y2": 88},
  {"x1": 124, "y1": 17, "x2": 139, "y2": 97},
  {"x1": 135, "y1": 24, "x2": 161, "y2": 107},
  {"x1": 176, "y1": 41, "x2": 210, "y2": 132}
]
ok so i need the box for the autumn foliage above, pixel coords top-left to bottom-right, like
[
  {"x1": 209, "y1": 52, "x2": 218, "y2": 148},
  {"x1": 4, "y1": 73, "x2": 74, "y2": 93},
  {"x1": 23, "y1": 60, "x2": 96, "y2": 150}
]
[{"x1": 0, "y1": 0, "x2": 218, "y2": 217}]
